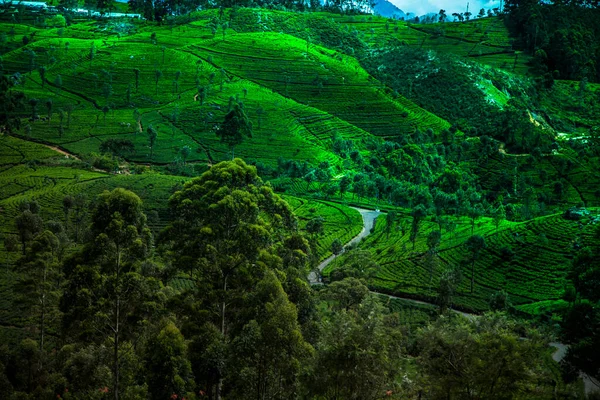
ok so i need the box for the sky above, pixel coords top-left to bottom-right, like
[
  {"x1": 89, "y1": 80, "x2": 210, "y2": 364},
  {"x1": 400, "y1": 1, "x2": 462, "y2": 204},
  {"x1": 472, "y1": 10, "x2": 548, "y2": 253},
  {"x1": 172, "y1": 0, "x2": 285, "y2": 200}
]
[{"x1": 389, "y1": 0, "x2": 502, "y2": 17}]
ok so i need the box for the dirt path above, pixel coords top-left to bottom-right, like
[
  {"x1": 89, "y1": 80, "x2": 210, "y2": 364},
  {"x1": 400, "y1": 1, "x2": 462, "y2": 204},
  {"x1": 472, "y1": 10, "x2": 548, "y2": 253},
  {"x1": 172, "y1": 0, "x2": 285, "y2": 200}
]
[
  {"x1": 45, "y1": 144, "x2": 81, "y2": 161},
  {"x1": 308, "y1": 207, "x2": 382, "y2": 283}
]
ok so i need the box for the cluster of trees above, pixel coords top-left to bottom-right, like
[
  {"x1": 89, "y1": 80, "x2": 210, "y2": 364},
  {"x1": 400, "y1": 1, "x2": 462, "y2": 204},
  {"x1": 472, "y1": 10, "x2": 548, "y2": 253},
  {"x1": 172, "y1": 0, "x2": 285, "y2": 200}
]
[
  {"x1": 122, "y1": 0, "x2": 374, "y2": 22},
  {"x1": 505, "y1": 0, "x2": 600, "y2": 82},
  {"x1": 561, "y1": 237, "x2": 600, "y2": 385},
  {"x1": 0, "y1": 159, "x2": 568, "y2": 400}
]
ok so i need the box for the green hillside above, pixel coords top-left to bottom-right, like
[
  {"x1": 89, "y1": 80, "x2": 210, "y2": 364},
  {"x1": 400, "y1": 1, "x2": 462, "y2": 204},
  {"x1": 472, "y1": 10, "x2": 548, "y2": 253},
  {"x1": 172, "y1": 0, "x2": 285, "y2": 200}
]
[{"x1": 2, "y1": 3, "x2": 600, "y2": 398}]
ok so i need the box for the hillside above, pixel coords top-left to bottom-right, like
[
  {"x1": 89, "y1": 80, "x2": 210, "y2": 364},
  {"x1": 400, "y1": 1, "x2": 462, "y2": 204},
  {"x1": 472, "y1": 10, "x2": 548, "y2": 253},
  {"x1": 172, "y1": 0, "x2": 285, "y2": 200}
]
[
  {"x1": 1, "y1": 4, "x2": 599, "y2": 311},
  {"x1": 0, "y1": 4, "x2": 600, "y2": 398}
]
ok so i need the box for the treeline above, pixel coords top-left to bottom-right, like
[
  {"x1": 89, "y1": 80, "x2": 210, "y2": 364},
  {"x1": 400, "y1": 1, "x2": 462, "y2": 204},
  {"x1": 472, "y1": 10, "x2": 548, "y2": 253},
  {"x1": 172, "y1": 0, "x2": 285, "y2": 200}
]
[
  {"x1": 0, "y1": 159, "x2": 575, "y2": 400},
  {"x1": 124, "y1": 0, "x2": 373, "y2": 22},
  {"x1": 504, "y1": 0, "x2": 600, "y2": 82}
]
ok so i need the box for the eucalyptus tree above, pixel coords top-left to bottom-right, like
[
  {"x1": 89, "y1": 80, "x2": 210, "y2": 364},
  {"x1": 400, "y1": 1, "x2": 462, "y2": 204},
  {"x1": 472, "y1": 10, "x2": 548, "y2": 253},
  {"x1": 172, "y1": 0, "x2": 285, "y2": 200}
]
[
  {"x1": 215, "y1": 103, "x2": 252, "y2": 160},
  {"x1": 60, "y1": 188, "x2": 157, "y2": 400},
  {"x1": 154, "y1": 69, "x2": 162, "y2": 95},
  {"x1": 147, "y1": 124, "x2": 158, "y2": 160},
  {"x1": 163, "y1": 159, "x2": 300, "y2": 399},
  {"x1": 45, "y1": 99, "x2": 53, "y2": 123},
  {"x1": 38, "y1": 66, "x2": 46, "y2": 88},
  {"x1": 465, "y1": 234, "x2": 486, "y2": 293}
]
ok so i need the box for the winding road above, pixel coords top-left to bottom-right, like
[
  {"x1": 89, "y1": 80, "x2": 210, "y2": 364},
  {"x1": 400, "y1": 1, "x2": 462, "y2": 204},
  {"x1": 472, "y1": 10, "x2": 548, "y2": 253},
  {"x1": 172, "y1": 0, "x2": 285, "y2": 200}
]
[
  {"x1": 309, "y1": 205, "x2": 599, "y2": 396},
  {"x1": 308, "y1": 207, "x2": 382, "y2": 284}
]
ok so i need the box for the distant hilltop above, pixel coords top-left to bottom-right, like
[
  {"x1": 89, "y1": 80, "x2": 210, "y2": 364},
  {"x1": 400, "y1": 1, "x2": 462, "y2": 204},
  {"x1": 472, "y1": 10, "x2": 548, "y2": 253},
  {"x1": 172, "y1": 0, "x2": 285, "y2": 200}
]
[{"x1": 372, "y1": 0, "x2": 406, "y2": 19}]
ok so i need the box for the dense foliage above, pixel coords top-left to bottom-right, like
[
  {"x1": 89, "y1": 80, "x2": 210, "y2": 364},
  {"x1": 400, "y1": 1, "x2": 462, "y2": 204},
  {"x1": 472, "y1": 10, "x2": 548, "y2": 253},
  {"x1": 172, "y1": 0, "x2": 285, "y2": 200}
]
[{"x1": 0, "y1": 2, "x2": 600, "y2": 398}]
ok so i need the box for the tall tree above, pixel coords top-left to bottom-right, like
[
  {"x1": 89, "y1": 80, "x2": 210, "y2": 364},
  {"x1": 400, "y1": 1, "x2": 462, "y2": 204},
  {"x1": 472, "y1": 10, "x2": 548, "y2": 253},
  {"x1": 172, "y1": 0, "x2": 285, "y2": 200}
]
[
  {"x1": 163, "y1": 159, "x2": 296, "y2": 400},
  {"x1": 15, "y1": 208, "x2": 43, "y2": 255},
  {"x1": 154, "y1": 69, "x2": 162, "y2": 95},
  {"x1": 465, "y1": 234, "x2": 486, "y2": 293},
  {"x1": 144, "y1": 320, "x2": 194, "y2": 400},
  {"x1": 60, "y1": 188, "x2": 155, "y2": 400},
  {"x1": 214, "y1": 104, "x2": 252, "y2": 160},
  {"x1": 417, "y1": 313, "x2": 547, "y2": 399},
  {"x1": 16, "y1": 230, "x2": 62, "y2": 362},
  {"x1": 147, "y1": 124, "x2": 157, "y2": 161}
]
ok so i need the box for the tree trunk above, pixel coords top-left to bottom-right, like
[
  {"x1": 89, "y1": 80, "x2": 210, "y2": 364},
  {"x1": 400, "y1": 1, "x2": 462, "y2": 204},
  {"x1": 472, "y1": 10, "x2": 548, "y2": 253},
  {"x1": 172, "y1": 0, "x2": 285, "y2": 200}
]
[
  {"x1": 114, "y1": 299, "x2": 119, "y2": 400},
  {"x1": 216, "y1": 275, "x2": 228, "y2": 400},
  {"x1": 471, "y1": 260, "x2": 475, "y2": 294},
  {"x1": 114, "y1": 250, "x2": 121, "y2": 400}
]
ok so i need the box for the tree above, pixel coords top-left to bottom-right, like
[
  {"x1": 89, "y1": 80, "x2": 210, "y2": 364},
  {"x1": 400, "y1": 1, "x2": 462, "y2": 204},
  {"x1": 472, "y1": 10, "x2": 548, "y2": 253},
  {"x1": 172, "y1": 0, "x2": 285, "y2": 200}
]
[
  {"x1": 173, "y1": 70, "x2": 181, "y2": 94},
  {"x1": 62, "y1": 195, "x2": 74, "y2": 232},
  {"x1": 3, "y1": 234, "x2": 18, "y2": 274},
  {"x1": 439, "y1": 9, "x2": 446, "y2": 22},
  {"x1": 144, "y1": 320, "x2": 193, "y2": 400},
  {"x1": 45, "y1": 99, "x2": 53, "y2": 123},
  {"x1": 102, "y1": 105, "x2": 110, "y2": 125},
  {"x1": 99, "y1": 138, "x2": 135, "y2": 158},
  {"x1": 163, "y1": 159, "x2": 296, "y2": 399},
  {"x1": 154, "y1": 69, "x2": 162, "y2": 95},
  {"x1": 493, "y1": 204, "x2": 506, "y2": 231},
  {"x1": 385, "y1": 210, "x2": 397, "y2": 238},
  {"x1": 133, "y1": 68, "x2": 140, "y2": 93},
  {"x1": 71, "y1": 193, "x2": 88, "y2": 243},
  {"x1": 180, "y1": 145, "x2": 191, "y2": 165},
  {"x1": 331, "y1": 238, "x2": 343, "y2": 255},
  {"x1": 147, "y1": 124, "x2": 157, "y2": 161},
  {"x1": 308, "y1": 295, "x2": 401, "y2": 399},
  {"x1": 29, "y1": 98, "x2": 39, "y2": 120},
  {"x1": 0, "y1": 74, "x2": 25, "y2": 133},
  {"x1": 197, "y1": 86, "x2": 206, "y2": 105},
  {"x1": 426, "y1": 230, "x2": 441, "y2": 284},
  {"x1": 330, "y1": 248, "x2": 379, "y2": 283},
  {"x1": 256, "y1": 104, "x2": 264, "y2": 129},
  {"x1": 16, "y1": 230, "x2": 62, "y2": 361},
  {"x1": 15, "y1": 209, "x2": 43, "y2": 255},
  {"x1": 410, "y1": 204, "x2": 427, "y2": 250},
  {"x1": 306, "y1": 215, "x2": 324, "y2": 239},
  {"x1": 89, "y1": 42, "x2": 95, "y2": 66},
  {"x1": 339, "y1": 175, "x2": 351, "y2": 199},
  {"x1": 437, "y1": 266, "x2": 461, "y2": 313},
  {"x1": 214, "y1": 104, "x2": 252, "y2": 160},
  {"x1": 65, "y1": 103, "x2": 74, "y2": 129},
  {"x1": 221, "y1": 22, "x2": 228, "y2": 41},
  {"x1": 468, "y1": 203, "x2": 485, "y2": 234},
  {"x1": 417, "y1": 313, "x2": 547, "y2": 399},
  {"x1": 38, "y1": 66, "x2": 46, "y2": 88},
  {"x1": 465, "y1": 234, "x2": 486, "y2": 293},
  {"x1": 219, "y1": 67, "x2": 226, "y2": 92},
  {"x1": 228, "y1": 271, "x2": 313, "y2": 399},
  {"x1": 60, "y1": 188, "x2": 155, "y2": 400},
  {"x1": 133, "y1": 108, "x2": 142, "y2": 134}
]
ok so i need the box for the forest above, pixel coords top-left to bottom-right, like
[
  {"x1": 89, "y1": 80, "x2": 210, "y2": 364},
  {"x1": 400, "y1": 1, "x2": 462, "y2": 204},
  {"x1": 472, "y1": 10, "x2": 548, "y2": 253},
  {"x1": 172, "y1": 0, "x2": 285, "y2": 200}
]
[{"x1": 0, "y1": 0, "x2": 599, "y2": 398}]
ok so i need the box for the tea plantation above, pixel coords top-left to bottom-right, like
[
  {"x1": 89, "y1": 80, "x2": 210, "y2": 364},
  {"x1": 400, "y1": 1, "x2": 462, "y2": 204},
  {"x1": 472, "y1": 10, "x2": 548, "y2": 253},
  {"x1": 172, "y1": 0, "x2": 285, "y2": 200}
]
[{"x1": 1, "y1": 5, "x2": 600, "y2": 347}]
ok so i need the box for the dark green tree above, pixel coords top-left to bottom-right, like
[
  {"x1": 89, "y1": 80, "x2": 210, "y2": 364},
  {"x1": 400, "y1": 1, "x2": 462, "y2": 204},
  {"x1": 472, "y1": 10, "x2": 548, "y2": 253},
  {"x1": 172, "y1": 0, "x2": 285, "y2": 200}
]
[
  {"x1": 147, "y1": 124, "x2": 158, "y2": 161},
  {"x1": 60, "y1": 188, "x2": 155, "y2": 400},
  {"x1": 163, "y1": 159, "x2": 296, "y2": 399},
  {"x1": 465, "y1": 234, "x2": 486, "y2": 293},
  {"x1": 214, "y1": 104, "x2": 252, "y2": 160}
]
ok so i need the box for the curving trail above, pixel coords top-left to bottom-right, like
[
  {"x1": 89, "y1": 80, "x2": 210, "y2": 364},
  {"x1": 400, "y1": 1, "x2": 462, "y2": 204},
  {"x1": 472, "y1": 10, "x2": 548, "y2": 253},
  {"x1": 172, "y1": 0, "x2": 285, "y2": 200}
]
[{"x1": 308, "y1": 207, "x2": 382, "y2": 284}]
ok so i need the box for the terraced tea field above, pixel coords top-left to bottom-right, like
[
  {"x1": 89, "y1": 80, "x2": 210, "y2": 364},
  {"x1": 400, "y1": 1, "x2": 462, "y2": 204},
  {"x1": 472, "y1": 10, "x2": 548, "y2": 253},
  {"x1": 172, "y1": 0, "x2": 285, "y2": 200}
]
[{"x1": 325, "y1": 209, "x2": 596, "y2": 312}]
